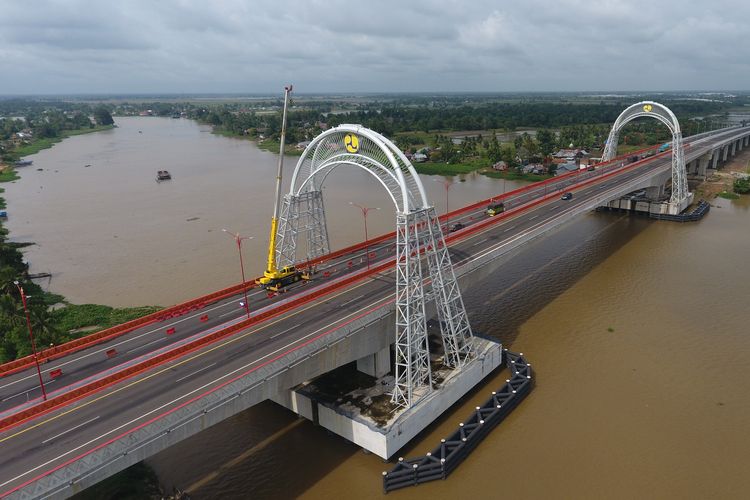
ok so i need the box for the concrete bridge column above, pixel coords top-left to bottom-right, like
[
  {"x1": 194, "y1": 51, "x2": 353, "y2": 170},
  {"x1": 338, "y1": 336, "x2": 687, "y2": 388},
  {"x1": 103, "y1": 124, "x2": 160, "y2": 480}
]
[
  {"x1": 730, "y1": 141, "x2": 737, "y2": 157},
  {"x1": 711, "y1": 149, "x2": 720, "y2": 169},
  {"x1": 645, "y1": 185, "x2": 663, "y2": 200},
  {"x1": 722, "y1": 145, "x2": 729, "y2": 162},
  {"x1": 685, "y1": 160, "x2": 697, "y2": 175},
  {"x1": 357, "y1": 345, "x2": 391, "y2": 378},
  {"x1": 697, "y1": 153, "x2": 711, "y2": 178}
]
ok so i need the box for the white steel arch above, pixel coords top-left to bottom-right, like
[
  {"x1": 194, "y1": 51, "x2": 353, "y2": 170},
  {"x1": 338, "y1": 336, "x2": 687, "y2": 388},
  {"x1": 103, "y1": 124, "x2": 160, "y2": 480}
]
[
  {"x1": 275, "y1": 125, "x2": 475, "y2": 408},
  {"x1": 288, "y1": 124, "x2": 429, "y2": 213},
  {"x1": 602, "y1": 101, "x2": 689, "y2": 207}
]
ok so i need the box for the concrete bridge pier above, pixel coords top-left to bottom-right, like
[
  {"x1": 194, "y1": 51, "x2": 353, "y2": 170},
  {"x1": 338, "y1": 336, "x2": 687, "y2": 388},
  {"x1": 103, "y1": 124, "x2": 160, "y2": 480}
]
[
  {"x1": 696, "y1": 153, "x2": 712, "y2": 179},
  {"x1": 711, "y1": 148, "x2": 720, "y2": 169},
  {"x1": 722, "y1": 145, "x2": 729, "y2": 162},
  {"x1": 645, "y1": 185, "x2": 664, "y2": 199},
  {"x1": 357, "y1": 346, "x2": 391, "y2": 378}
]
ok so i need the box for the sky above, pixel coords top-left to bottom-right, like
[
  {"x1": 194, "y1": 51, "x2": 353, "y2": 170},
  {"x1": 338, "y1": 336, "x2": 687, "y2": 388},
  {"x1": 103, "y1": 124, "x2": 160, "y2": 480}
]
[{"x1": 0, "y1": 0, "x2": 748, "y2": 95}]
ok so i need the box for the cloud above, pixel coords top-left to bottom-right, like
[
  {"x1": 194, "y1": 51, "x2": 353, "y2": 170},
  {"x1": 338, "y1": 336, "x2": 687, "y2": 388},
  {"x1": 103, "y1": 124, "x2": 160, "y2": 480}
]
[{"x1": 0, "y1": 0, "x2": 747, "y2": 93}]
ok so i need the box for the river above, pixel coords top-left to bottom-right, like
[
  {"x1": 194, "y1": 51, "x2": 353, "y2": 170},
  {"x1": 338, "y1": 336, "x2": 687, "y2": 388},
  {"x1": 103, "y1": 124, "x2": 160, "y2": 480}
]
[
  {"x1": 5, "y1": 118, "x2": 750, "y2": 499},
  {"x1": 5, "y1": 117, "x2": 521, "y2": 307}
]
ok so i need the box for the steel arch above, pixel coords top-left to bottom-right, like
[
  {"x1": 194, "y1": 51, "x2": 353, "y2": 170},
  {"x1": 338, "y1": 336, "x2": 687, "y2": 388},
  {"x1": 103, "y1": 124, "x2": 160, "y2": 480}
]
[
  {"x1": 277, "y1": 125, "x2": 474, "y2": 409},
  {"x1": 601, "y1": 101, "x2": 688, "y2": 205},
  {"x1": 288, "y1": 124, "x2": 429, "y2": 213}
]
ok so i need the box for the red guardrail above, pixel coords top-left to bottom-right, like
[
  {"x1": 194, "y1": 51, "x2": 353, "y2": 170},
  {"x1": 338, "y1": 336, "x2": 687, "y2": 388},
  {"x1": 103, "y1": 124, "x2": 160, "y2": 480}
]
[
  {"x1": 0, "y1": 150, "x2": 679, "y2": 432},
  {"x1": 0, "y1": 143, "x2": 667, "y2": 378},
  {"x1": 0, "y1": 258, "x2": 394, "y2": 433}
]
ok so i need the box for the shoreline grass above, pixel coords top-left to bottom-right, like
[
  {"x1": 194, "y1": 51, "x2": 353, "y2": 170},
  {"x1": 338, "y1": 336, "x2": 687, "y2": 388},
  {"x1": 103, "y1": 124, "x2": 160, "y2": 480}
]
[{"x1": 12, "y1": 124, "x2": 115, "y2": 159}]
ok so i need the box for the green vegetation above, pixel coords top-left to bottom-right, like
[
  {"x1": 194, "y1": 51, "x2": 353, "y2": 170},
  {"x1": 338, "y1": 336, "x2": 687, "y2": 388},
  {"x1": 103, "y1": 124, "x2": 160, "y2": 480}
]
[
  {"x1": 257, "y1": 138, "x2": 303, "y2": 156},
  {"x1": 93, "y1": 106, "x2": 114, "y2": 126},
  {"x1": 51, "y1": 304, "x2": 161, "y2": 334},
  {"x1": 0, "y1": 164, "x2": 159, "y2": 363},
  {"x1": 718, "y1": 191, "x2": 740, "y2": 200},
  {"x1": 733, "y1": 177, "x2": 750, "y2": 194},
  {"x1": 0, "y1": 169, "x2": 20, "y2": 182},
  {"x1": 10, "y1": 125, "x2": 113, "y2": 158}
]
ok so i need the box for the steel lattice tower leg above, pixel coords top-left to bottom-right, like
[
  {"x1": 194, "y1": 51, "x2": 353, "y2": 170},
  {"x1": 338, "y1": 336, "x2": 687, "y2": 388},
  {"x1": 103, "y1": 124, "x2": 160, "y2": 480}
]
[
  {"x1": 391, "y1": 210, "x2": 432, "y2": 408},
  {"x1": 422, "y1": 207, "x2": 474, "y2": 368},
  {"x1": 276, "y1": 190, "x2": 330, "y2": 269},
  {"x1": 275, "y1": 194, "x2": 299, "y2": 270},
  {"x1": 302, "y1": 190, "x2": 330, "y2": 261}
]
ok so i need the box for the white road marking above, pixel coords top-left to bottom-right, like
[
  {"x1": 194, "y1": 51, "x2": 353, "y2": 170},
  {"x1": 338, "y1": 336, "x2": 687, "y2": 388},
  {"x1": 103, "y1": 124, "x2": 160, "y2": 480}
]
[
  {"x1": 126, "y1": 338, "x2": 163, "y2": 354},
  {"x1": 174, "y1": 363, "x2": 217, "y2": 383},
  {"x1": 471, "y1": 238, "x2": 488, "y2": 247},
  {"x1": 1, "y1": 380, "x2": 57, "y2": 403},
  {"x1": 41, "y1": 416, "x2": 100, "y2": 445},
  {"x1": 338, "y1": 294, "x2": 366, "y2": 309},
  {"x1": 270, "y1": 323, "x2": 302, "y2": 339}
]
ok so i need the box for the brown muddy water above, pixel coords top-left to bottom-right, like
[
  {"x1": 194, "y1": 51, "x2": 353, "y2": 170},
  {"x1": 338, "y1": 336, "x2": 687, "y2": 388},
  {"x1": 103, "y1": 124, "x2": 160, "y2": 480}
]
[
  {"x1": 4, "y1": 117, "x2": 521, "y2": 307},
  {"x1": 5, "y1": 118, "x2": 750, "y2": 499}
]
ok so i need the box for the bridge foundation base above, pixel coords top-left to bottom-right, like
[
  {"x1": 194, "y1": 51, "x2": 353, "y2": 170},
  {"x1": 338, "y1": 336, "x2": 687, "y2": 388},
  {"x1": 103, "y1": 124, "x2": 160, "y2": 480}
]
[
  {"x1": 271, "y1": 337, "x2": 502, "y2": 459},
  {"x1": 602, "y1": 192, "x2": 693, "y2": 216}
]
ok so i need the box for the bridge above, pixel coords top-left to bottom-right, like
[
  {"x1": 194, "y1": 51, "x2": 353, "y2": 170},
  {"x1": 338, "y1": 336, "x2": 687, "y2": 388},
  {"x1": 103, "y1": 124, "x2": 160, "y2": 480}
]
[{"x1": 1, "y1": 101, "x2": 749, "y2": 499}]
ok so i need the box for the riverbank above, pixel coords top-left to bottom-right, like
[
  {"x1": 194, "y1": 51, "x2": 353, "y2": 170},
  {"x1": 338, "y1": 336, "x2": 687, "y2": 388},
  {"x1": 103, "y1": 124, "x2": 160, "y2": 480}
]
[
  {"x1": 1, "y1": 125, "x2": 115, "y2": 166},
  {"x1": 692, "y1": 148, "x2": 750, "y2": 200},
  {"x1": 212, "y1": 125, "x2": 551, "y2": 181},
  {"x1": 0, "y1": 124, "x2": 160, "y2": 364}
]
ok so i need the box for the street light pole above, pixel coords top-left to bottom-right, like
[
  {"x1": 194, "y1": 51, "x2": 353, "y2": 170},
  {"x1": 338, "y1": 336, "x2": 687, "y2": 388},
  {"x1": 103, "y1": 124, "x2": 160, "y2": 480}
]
[
  {"x1": 349, "y1": 202, "x2": 380, "y2": 270},
  {"x1": 13, "y1": 281, "x2": 47, "y2": 401},
  {"x1": 222, "y1": 229, "x2": 253, "y2": 319},
  {"x1": 434, "y1": 177, "x2": 453, "y2": 231}
]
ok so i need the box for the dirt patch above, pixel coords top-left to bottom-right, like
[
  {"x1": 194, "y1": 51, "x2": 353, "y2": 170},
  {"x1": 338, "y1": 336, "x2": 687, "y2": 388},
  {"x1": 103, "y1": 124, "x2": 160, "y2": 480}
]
[{"x1": 692, "y1": 148, "x2": 750, "y2": 200}]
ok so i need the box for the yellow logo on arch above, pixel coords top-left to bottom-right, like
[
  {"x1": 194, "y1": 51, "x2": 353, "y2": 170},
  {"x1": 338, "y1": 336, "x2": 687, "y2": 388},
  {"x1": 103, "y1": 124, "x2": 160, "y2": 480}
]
[
  {"x1": 344, "y1": 133, "x2": 359, "y2": 153},
  {"x1": 643, "y1": 104, "x2": 653, "y2": 112}
]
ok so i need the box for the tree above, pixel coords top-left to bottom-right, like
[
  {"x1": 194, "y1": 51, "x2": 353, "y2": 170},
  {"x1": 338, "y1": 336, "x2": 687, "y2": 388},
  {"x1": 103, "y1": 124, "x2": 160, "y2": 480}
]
[
  {"x1": 537, "y1": 129, "x2": 556, "y2": 158},
  {"x1": 93, "y1": 107, "x2": 114, "y2": 126}
]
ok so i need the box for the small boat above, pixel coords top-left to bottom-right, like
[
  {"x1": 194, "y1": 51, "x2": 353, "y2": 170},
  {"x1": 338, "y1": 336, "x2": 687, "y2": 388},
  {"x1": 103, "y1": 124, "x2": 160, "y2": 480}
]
[
  {"x1": 0, "y1": 211, "x2": 7, "y2": 218},
  {"x1": 156, "y1": 170, "x2": 172, "y2": 181},
  {"x1": 14, "y1": 160, "x2": 33, "y2": 167}
]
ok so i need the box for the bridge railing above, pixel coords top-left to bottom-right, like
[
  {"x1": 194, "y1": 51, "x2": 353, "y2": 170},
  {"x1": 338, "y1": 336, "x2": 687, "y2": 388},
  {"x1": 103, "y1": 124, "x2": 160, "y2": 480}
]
[{"x1": 0, "y1": 142, "x2": 675, "y2": 379}]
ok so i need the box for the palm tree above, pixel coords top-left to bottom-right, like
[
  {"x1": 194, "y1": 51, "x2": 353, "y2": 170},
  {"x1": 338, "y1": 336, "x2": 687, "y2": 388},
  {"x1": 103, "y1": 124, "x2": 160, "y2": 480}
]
[
  {"x1": 28, "y1": 306, "x2": 62, "y2": 349},
  {"x1": 0, "y1": 265, "x2": 20, "y2": 296},
  {"x1": 0, "y1": 291, "x2": 23, "y2": 323}
]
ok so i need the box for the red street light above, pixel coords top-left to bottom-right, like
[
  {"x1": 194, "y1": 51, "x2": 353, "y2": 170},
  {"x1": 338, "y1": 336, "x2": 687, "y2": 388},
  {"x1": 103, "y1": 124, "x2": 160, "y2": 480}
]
[
  {"x1": 349, "y1": 202, "x2": 380, "y2": 270},
  {"x1": 13, "y1": 280, "x2": 47, "y2": 401},
  {"x1": 222, "y1": 229, "x2": 253, "y2": 319}
]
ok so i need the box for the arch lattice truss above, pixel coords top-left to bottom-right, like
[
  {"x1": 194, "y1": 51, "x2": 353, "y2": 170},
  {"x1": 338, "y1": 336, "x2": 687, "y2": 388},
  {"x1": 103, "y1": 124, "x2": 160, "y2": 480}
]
[
  {"x1": 601, "y1": 101, "x2": 688, "y2": 205},
  {"x1": 275, "y1": 125, "x2": 475, "y2": 408}
]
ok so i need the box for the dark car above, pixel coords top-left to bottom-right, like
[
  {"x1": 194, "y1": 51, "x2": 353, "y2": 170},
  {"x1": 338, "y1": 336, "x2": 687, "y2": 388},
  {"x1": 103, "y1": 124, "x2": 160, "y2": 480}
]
[
  {"x1": 561, "y1": 192, "x2": 573, "y2": 200},
  {"x1": 449, "y1": 222, "x2": 465, "y2": 232},
  {"x1": 587, "y1": 165, "x2": 596, "y2": 171}
]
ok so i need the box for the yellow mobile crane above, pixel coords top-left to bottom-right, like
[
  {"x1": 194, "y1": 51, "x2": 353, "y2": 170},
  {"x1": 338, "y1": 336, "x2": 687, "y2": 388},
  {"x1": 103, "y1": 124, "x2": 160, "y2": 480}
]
[{"x1": 258, "y1": 85, "x2": 304, "y2": 291}]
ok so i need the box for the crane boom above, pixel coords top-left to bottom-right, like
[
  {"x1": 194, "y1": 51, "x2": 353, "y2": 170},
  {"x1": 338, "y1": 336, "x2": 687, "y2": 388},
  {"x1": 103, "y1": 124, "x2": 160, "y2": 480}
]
[{"x1": 259, "y1": 85, "x2": 301, "y2": 290}]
